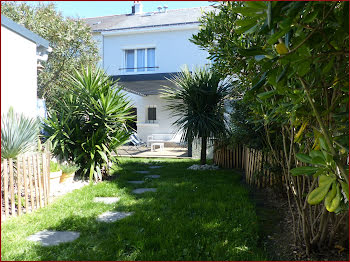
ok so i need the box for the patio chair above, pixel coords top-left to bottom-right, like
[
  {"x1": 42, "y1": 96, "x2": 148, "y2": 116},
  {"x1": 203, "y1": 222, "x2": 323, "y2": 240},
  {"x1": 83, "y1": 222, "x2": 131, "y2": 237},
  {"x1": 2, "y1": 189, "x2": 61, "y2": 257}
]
[{"x1": 127, "y1": 133, "x2": 147, "y2": 151}]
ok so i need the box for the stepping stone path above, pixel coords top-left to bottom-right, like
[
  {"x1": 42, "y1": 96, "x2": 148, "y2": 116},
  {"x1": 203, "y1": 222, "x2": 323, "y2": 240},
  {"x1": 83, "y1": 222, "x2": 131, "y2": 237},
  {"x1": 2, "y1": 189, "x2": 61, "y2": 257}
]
[
  {"x1": 93, "y1": 197, "x2": 120, "y2": 204},
  {"x1": 128, "y1": 180, "x2": 145, "y2": 184},
  {"x1": 145, "y1": 175, "x2": 161, "y2": 179},
  {"x1": 132, "y1": 188, "x2": 157, "y2": 194},
  {"x1": 134, "y1": 171, "x2": 150, "y2": 174},
  {"x1": 27, "y1": 230, "x2": 80, "y2": 246},
  {"x1": 97, "y1": 211, "x2": 134, "y2": 223},
  {"x1": 149, "y1": 166, "x2": 163, "y2": 169}
]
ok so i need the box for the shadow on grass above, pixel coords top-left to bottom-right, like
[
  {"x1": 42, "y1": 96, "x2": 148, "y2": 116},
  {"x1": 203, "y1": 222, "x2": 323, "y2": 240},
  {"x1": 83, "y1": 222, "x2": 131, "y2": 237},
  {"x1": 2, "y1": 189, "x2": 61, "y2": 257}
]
[{"x1": 6, "y1": 159, "x2": 267, "y2": 261}]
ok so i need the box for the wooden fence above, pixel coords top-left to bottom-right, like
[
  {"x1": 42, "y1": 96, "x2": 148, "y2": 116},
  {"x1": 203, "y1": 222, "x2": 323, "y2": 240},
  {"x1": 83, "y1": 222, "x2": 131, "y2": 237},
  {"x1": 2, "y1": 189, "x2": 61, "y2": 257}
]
[
  {"x1": 1, "y1": 152, "x2": 50, "y2": 221},
  {"x1": 213, "y1": 145, "x2": 283, "y2": 188}
]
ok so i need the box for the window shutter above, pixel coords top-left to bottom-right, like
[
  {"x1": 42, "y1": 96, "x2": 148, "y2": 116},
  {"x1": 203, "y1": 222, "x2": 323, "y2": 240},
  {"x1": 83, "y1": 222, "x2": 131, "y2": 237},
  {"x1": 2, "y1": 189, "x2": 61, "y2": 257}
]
[{"x1": 148, "y1": 107, "x2": 156, "y2": 121}]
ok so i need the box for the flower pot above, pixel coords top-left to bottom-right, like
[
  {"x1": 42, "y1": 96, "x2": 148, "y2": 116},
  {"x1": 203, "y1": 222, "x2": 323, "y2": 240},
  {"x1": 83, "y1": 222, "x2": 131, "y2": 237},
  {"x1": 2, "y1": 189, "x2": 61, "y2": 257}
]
[
  {"x1": 50, "y1": 170, "x2": 62, "y2": 189},
  {"x1": 60, "y1": 172, "x2": 75, "y2": 184}
]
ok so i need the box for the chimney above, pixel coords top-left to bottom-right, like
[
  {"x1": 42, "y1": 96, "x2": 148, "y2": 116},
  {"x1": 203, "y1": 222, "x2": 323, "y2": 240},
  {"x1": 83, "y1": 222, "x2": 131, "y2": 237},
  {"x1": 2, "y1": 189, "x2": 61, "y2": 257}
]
[
  {"x1": 132, "y1": 1, "x2": 142, "y2": 14},
  {"x1": 163, "y1": 5, "x2": 168, "y2": 13}
]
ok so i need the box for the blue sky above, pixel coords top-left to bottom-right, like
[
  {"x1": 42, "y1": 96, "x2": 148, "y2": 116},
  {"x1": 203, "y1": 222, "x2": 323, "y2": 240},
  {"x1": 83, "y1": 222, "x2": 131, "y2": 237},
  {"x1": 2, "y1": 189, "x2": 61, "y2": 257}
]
[{"x1": 28, "y1": 1, "x2": 211, "y2": 18}]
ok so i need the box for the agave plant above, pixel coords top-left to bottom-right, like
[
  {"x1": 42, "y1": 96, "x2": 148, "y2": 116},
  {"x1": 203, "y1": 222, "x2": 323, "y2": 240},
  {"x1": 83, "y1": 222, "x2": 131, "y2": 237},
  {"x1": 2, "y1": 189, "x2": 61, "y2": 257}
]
[
  {"x1": 43, "y1": 66, "x2": 134, "y2": 182},
  {"x1": 1, "y1": 107, "x2": 39, "y2": 159}
]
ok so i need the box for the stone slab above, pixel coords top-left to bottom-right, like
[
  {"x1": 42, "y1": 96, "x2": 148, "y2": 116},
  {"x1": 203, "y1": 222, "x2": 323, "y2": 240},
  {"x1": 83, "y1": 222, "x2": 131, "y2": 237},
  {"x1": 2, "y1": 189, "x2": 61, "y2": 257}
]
[
  {"x1": 27, "y1": 230, "x2": 80, "y2": 246},
  {"x1": 93, "y1": 197, "x2": 120, "y2": 204},
  {"x1": 97, "y1": 211, "x2": 134, "y2": 223},
  {"x1": 145, "y1": 175, "x2": 161, "y2": 179},
  {"x1": 149, "y1": 166, "x2": 163, "y2": 169},
  {"x1": 134, "y1": 171, "x2": 150, "y2": 174},
  {"x1": 127, "y1": 180, "x2": 145, "y2": 184},
  {"x1": 132, "y1": 188, "x2": 157, "y2": 194}
]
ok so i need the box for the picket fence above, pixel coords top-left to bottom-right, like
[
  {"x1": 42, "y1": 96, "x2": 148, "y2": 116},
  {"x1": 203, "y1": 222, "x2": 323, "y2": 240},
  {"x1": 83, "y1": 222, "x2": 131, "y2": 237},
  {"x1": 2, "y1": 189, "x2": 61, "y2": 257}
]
[
  {"x1": 213, "y1": 145, "x2": 283, "y2": 188},
  {"x1": 1, "y1": 152, "x2": 50, "y2": 221}
]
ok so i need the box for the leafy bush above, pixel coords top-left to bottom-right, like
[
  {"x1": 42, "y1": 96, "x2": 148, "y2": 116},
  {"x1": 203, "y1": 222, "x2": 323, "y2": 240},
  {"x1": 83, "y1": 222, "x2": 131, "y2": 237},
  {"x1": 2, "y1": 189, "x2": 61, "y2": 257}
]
[
  {"x1": 1, "y1": 108, "x2": 39, "y2": 159},
  {"x1": 60, "y1": 163, "x2": 79, "y2": 174},
  {"x1": 43, "y1": 66, "x2": 133, "y2": 181},
  {"x1": 50, "y1": 161, "x2": 61, "y2": 172},
  {"x1": 193, "y1": 1, "x2": 349, "y2": 255}
]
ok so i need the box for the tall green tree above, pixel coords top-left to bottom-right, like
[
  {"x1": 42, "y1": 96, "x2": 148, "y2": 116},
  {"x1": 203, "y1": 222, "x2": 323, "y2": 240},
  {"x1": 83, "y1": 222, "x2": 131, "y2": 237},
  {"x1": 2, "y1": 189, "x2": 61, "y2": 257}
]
[
  {"x1": 1, "y1": 1, "x2": 100, "y2": 107},
  {"x1": 192, "y1": 1, "x2": 349, "y2": 255},
  {"x1": 162, "y1": 66, "x2": 231, "y2": 165}
]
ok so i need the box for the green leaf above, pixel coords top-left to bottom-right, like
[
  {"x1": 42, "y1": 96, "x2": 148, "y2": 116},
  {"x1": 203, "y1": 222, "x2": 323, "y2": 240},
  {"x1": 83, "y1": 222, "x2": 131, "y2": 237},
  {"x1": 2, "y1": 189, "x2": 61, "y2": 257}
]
[
  {"x1": 307, "y1": 182, "x2": 333, "y2": 205},
  {"x1": 310, "y1": 150, "x2": 325, "y2": 160},
  {"x1": 318, "y1": 137, "x2": 329, "y2": 151},
  {"x1": 340, "y1": 181, "x2": 349, "y2": 201},
  {"x1": 297, "y1": 61, "x2": 311, "y2": 76},
  {"x1": 319, "y1": 174, "x2": 336, "y2": 187},
  {"x1": 311, "y1": 156, "x2": 326, "y2": 166},
  {"x1": 98, "y1": 150, "x2": 108, "y2": 163},
  {"x1": 290, "y1": 166, "x2": 319, "y2": 176},
  {"x1": 267, "y1": 27, "x2": 290, "y2": 45},
  {"x1": 295, "y1": 153, "x2": 313, "y2": 164},
  {"x1": 237, "y1": 48, "x2": 267, "y2": 57},
  {"x1": 251, "y1": 72, "x2": 267, "y2": 91},
  {"x1": 257, "y1": 90, "x2": 276, "y2": 99}
]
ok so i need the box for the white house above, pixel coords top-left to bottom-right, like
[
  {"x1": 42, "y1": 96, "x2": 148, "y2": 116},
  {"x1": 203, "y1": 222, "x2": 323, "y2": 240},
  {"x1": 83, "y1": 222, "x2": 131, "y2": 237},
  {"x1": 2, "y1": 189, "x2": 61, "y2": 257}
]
[
  {"x1": 1, "y1": 15, "x2": 51, "y2": 118},
  {"x1": 84, "y1": 2, "x2": 213, "y2": 148}
]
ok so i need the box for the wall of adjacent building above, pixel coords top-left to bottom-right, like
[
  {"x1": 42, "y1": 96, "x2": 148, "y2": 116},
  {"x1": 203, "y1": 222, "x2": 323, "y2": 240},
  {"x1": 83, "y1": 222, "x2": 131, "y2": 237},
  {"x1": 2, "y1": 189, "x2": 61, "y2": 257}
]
[{"x1": 1, "y1": 25, "x2": 38, "y2": 117}]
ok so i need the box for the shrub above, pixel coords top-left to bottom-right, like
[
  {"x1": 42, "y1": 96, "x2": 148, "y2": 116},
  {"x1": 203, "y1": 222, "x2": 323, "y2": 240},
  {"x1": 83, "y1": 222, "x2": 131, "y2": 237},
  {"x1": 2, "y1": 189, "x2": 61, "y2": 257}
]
[
  {"x1": 49, "y1": 161, "x2": 61, "y2": 172},
  {"x1": 60, "y1": 163, "x2": 79, "y2": 174},
  {"x1": 1, "y1": 107, "x2": 39, "y2": 159},
  {"x1": 43, "y1": 66, "x2": 133, "y2": 182}
]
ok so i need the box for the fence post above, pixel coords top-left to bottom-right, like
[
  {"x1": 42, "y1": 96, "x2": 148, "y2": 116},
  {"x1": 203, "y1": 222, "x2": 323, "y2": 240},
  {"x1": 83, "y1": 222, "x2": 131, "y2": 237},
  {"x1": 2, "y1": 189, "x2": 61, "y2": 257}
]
[
  {"x1": 16, "y1": 156, "x2": 22, "y2": 216},
  {"x1": 23, "y1": 155, "x2": 29, "y2": 213},
  {"x1": 3, "y1": 159, "x2": 9, "y2": 218}
]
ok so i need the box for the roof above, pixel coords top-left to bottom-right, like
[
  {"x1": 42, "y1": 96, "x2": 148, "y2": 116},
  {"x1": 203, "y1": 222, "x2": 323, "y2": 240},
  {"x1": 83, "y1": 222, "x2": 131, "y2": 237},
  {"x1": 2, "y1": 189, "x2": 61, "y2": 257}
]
[
  {"x1": 1, "y1": 15, "x2": 49, "y2": 49},
  {"x1": 113, "y1": 73, "x2": 179, "y2": 96},
  {"x1": 84, "y1": 6, "x2": 214, "y2": 32}
]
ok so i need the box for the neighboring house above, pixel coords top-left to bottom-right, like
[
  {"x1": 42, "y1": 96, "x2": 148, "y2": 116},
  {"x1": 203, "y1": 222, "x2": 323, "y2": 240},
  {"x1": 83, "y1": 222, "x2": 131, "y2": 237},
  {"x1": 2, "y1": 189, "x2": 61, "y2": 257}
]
[
  {"x1": 1, "y1": 15, "x2": 51, "y2": 118},
  {"x1": 84, "y1": 2, "x2": 213, "y2": 144}
]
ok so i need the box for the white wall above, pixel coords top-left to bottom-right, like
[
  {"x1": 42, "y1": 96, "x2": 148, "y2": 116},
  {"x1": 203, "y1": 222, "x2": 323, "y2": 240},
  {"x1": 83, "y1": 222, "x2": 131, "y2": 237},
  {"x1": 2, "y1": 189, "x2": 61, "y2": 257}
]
[
  {"x1": 102, "y1": 27, "x2": 209, "y2": 75},
  {"x1": 122, "y1": 91, "x2": 180, "y2": 142},
  {"x1": 1, "y1": 26, "x2": 38, "y2": 117}
]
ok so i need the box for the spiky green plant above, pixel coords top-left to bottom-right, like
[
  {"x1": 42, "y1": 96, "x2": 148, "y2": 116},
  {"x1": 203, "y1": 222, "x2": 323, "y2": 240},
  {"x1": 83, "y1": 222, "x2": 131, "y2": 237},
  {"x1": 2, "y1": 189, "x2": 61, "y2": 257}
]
[
  {"x1": 1, "y1": 108, "x2": 39, "y2": 159},
  {"x1": 161, "y1": 66, "x2": 231, "y2": 165},
  {"x1": 43, "y1": 66, "x2": 133, "y2": 182}
]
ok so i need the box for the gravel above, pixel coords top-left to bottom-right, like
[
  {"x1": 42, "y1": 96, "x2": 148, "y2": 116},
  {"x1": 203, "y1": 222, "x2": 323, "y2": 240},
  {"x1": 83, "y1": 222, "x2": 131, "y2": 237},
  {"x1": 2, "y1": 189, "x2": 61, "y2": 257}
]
[{"x1": 187, "y1": 164, "x2": 219, "y2": 170}]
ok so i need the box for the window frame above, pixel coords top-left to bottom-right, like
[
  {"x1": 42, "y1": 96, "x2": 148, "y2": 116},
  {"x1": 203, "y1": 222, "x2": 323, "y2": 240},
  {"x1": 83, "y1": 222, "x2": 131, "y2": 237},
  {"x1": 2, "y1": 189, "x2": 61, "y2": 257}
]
[
  {"x1": 146, "y1": 105, "x2": 157, "y2": 123},
  {"x1": 123, "y1": 47, "x2": 156, "y2": 73}
]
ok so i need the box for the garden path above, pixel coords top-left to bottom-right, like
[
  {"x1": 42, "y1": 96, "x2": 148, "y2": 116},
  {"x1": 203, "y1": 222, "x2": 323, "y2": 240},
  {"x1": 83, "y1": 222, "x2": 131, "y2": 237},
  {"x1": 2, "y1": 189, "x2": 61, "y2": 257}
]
[{"x1": 27, "y1": 164, "x2": 162, "y2": 246}]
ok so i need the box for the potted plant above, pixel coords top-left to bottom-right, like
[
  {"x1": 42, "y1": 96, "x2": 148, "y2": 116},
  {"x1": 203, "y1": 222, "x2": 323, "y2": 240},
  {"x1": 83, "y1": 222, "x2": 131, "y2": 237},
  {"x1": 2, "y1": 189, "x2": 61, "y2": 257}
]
[
  {"x1": 59, "y1": 164, "x2": 79, "y2": 183},
  {"x1": 50, "y1": 161, "x2": 62, "y2": 189}
]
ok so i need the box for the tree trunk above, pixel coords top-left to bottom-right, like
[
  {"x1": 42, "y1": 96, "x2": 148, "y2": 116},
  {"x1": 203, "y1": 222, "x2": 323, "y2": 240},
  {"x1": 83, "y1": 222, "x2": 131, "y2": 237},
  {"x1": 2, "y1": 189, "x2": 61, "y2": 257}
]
[
  {"x1": 187, "y1": 137, "x2": 193, "y2": 157},
  {"x1": 200, "y1": 136, "x2": 207, "y2": 165}
]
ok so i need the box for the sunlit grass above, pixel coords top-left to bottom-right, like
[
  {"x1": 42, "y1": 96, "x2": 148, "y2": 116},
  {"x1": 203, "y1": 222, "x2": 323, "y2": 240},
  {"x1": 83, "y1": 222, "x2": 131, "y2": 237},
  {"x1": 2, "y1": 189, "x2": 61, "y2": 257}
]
[{"x1": 1, "y1": 157, "x2": 267, "y2": 261}]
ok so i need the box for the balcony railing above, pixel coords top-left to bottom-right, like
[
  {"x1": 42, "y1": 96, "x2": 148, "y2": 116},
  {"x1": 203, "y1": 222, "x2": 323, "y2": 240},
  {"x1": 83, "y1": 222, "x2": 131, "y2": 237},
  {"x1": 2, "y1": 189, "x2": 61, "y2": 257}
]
[{"x1": 119, "y1": 66, "x2": 159, "y2": 71}]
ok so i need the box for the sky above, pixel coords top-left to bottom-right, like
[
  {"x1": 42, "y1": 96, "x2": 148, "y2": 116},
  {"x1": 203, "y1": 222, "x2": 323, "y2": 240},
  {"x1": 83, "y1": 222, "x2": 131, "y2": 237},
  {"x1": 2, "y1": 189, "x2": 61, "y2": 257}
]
[{"x1": 27, "y1": 1, "x2": 212, "y2": 18}]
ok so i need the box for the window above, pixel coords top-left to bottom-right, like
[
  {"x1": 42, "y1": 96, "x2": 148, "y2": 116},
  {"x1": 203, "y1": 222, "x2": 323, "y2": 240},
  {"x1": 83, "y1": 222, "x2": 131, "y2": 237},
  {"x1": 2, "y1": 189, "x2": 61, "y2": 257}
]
[
  {"x1": 124, "y1": 48, "x2": 156, "y2": 72},
  {"x1": 147, "y1": 106, "x2": 156, "y2": 123}
]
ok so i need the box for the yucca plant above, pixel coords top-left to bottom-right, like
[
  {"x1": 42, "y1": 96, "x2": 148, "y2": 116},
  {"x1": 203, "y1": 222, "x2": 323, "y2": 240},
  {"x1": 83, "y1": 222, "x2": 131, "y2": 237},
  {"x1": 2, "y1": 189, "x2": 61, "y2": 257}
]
[
  {"x1": 1, "y1": 107, "x2": 39, "y2": 159},
  {"x1": 162, "y1": 66, "x2": 231, "y2": 165},
  {"x1": 43, "y1": 66, "x2": 133, "y2": 182}
]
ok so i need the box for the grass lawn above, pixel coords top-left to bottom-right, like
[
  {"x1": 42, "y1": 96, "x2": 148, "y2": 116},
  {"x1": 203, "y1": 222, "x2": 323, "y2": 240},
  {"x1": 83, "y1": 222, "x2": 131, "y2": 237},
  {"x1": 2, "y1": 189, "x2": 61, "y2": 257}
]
[{"x1": 1, "y1": 158, "x2": 267, "y2": 261}]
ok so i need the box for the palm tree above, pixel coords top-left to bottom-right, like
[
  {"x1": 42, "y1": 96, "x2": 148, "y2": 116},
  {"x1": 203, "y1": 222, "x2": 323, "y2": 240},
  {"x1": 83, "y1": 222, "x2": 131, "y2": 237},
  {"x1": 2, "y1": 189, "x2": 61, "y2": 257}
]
[{"x1": 162, "y1": 66, "x2": 231, "y2": 165}]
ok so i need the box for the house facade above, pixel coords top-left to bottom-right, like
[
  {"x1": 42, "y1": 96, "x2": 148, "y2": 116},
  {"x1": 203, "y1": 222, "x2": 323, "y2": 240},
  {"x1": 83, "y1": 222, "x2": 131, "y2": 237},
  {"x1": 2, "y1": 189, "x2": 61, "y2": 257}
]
[
  {"x1": 1, "y1": 15, "x2": 51, "y2": 118},
  {"x1": 84, "y1": 2, "x2": 213, "y2": 145}
]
